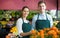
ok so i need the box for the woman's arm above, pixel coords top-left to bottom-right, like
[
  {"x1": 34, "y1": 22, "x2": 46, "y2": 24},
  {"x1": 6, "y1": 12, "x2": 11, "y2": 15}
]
[
  {"x1": 20, "y1": 31, "x2": 32, "y2": 36},
  {"x1": 16, "y1": 18, "x2": 32, "y2": 37},
  {"x1": 16, "y1": 18, "x2": 23, "y2": 37}
]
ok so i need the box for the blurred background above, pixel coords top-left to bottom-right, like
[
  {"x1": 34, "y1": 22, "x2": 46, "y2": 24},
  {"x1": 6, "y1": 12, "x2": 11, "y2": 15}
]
[{"x1": 0, "y1": 0, "x2": 60, "y2": 38}]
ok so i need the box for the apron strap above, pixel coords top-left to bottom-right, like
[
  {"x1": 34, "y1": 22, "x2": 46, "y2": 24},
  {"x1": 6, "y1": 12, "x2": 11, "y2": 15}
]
[
  {"x1": 22, "y1": 18, "x2": 29, "y2": 24},
  {"x1": 37, "y1": 13, "x2": 48, "y2": 20},
  {"x1": 46, "y1": 14, "x2": 50, "y2": 27},
  {"x1": 46, "y1": 14, "x2": 48, "y2": 20},
  {"x1": 37, "y1": 13, "x2": 40, "y2": 20},
  {"x1": 22, "y1": 18, "x2": 24, "y2": 23}
]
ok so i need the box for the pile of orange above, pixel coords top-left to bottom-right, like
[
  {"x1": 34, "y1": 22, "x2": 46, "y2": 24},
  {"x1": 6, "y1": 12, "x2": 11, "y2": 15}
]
[{"x1": 30, "y1": 26, "x2": 60, "y2": 38}]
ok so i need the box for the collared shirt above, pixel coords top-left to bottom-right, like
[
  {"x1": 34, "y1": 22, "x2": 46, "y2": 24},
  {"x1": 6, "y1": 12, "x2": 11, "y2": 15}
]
[
  {"x1": 16, "y1": 18, "x2": 29, "y2": 37},
  {"x1": 32, "y1": 13, "x2": 53, "y2": 29}
]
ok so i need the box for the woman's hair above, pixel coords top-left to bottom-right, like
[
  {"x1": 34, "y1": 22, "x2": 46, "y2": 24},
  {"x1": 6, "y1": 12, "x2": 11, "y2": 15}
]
[
  {"x1": 22, "y1": 6, "x2": 29, "y2": 11},
  {"x1": 20, "y1": 6, "x2": 29, "y2": 17},
  {"x1": 38, "y1": 1, "x2": 46, "y2": 6}
]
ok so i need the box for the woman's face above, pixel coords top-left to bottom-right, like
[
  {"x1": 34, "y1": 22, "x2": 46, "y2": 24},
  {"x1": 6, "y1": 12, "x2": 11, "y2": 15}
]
[{"x1": 22, "y1": 8, "x2": 29, "y2": 18}]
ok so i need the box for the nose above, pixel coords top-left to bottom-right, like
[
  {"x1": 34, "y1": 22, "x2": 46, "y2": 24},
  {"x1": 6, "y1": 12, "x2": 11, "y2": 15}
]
[
  {"x1": 41, "y1": 6, "x2": 44, "y2": 8},
  {"x1": 25, "y1": 12, "x2": 27, "y2": 14}
]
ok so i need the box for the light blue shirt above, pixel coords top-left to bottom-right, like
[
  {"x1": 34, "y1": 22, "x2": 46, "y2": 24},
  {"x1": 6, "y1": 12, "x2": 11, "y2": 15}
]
[{"x1": 32, "y1": 13, "x2": 53, "y2": 29}]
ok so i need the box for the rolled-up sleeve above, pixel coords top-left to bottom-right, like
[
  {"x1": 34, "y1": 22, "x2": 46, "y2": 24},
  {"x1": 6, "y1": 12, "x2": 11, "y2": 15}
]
[
  {"x1": 47, "y1": 14, "x2": 53, "y2": 28},
  {"x1": 49, "y1": 16, "x2": 53, "y2": 27},
  {"x1": 32, "y1": 15, "x2": 37, "y2": 30},
  {"x1": 16, "y1": 18, "x2": 23, "y2": 37}
]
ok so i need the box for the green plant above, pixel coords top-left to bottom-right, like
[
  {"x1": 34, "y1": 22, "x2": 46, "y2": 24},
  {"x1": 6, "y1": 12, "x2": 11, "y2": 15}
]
[{"x1": 27, "y1": 10, "x2": 37, "y2": 21}]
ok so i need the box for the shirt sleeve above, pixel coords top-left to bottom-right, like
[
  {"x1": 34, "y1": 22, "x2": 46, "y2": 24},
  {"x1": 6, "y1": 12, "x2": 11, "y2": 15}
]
[
  {"x1": 50, "y1": 16, "x2": 53, "y2": 28},
  {"x1": 48, "y1": 15, "x2": 53, "y2": 28},
  {"x1": 32, "y1": 15, "x2": 37, "y2": 30},
  {"x1": 16, "y1": 18, "x2": 23, "y2": 37}
]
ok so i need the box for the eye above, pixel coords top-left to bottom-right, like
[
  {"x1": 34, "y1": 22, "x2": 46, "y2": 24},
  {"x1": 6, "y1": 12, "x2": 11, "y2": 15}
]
[{"x1": 41, "y1": 5, "x2": 44, "y2": 6}]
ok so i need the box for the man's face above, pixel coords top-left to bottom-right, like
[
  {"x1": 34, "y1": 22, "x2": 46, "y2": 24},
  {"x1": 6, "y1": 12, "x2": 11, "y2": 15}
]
[{"x1": 38, "y1": 3, "x2": 46, "y2": 12}]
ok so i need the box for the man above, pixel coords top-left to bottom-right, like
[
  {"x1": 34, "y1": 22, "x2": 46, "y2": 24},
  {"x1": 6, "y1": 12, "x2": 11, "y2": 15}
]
[{"x1": 32, "y1": 1, "x2": 53, "y2": 31}]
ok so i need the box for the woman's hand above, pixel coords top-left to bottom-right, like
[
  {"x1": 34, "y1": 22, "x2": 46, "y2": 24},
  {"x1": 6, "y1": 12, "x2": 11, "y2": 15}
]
[{"x1": 6, "y1": 33, "x2": 16, "y2": 38}]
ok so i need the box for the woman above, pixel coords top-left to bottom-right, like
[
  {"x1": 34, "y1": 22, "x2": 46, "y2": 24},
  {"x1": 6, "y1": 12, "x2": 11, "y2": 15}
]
[{"x1": 16, "y1": 6, "x2": 32, "y2": 38}]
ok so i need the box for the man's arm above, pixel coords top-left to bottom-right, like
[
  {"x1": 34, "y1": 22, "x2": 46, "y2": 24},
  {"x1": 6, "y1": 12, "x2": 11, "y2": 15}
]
[{"x1": 32, "y1": 15, "x2": 37, "y2": 30}]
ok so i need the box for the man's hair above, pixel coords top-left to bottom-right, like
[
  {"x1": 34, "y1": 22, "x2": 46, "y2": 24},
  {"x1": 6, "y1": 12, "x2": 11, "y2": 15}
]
[{"x1": 38, "y1": 1, "x2": 46, "y2": 6}]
